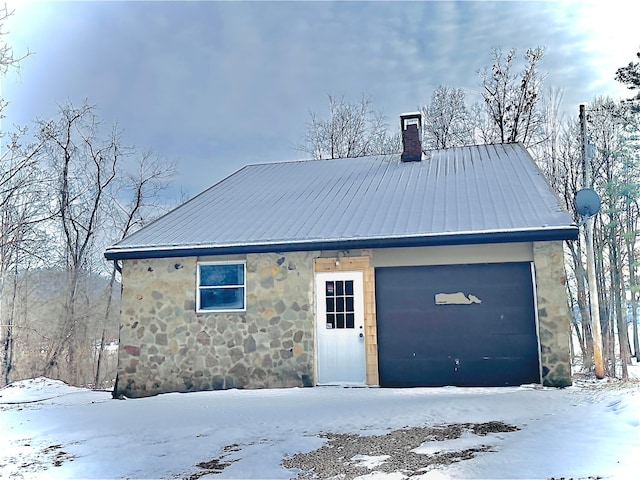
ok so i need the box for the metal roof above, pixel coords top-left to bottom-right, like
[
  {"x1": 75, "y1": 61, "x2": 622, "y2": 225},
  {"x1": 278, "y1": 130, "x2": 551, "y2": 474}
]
[{"x1": 105, "y1": 143, "x2": 578, "y2": 260}]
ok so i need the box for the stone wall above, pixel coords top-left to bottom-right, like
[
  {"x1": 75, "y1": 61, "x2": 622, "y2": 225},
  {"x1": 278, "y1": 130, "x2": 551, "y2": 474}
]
[
  {"x1": 115, "y1": 252, "x2": 318, "y2": 398},
  {"x1": 115, "y1": 242, "x2": 573, "y2": 397},
  {"x1": 533, "y1": 241, "x2": 573, "y2": 387}
]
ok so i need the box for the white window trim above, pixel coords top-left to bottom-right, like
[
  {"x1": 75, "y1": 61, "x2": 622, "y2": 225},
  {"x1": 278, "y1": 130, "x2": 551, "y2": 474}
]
[{"x1": 196, "y1": 260, "x2": 246, "y2": 313}]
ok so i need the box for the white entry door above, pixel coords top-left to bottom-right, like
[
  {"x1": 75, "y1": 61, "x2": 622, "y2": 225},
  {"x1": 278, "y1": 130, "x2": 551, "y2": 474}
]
[{"x1": 316, "y1": 271, "x2": 366, "y2": 385}]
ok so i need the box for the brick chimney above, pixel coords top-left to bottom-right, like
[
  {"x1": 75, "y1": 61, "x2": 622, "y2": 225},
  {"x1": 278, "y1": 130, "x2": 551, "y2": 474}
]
[{"x1": 400, "y1": 112, "x2": 422, "y2": 162}]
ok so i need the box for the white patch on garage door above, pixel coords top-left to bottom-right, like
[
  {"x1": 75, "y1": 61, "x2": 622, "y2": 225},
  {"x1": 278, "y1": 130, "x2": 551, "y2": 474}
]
[{"x1": 435, "y1": 292, "x2": 482, "y2": 305}]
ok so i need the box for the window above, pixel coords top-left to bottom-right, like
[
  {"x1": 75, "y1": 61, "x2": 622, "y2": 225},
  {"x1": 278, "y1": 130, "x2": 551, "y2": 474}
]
[
  {"x1": 324, "y1": 279, "x2": 355, "y2": 329},
  {"x1": 197, "y1": 262, "x2": 246, "y2": 312}
]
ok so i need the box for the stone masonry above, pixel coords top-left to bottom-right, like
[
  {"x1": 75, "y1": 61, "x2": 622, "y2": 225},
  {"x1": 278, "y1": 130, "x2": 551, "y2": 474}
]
[
  {"x1": 115, "y1": 251, "x2": 318, "y2": 398},
  {"x1": 114, "y1": 242, "x2": 573, "y2": 398},
  {"x1": 533, "y1": 240, "x2": 573, "y2": 387}
]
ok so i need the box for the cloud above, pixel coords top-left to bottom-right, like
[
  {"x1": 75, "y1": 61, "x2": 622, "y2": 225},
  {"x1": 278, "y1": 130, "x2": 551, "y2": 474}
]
[{"x1": 3, "y1": 1, "x2": 637, "y2": 195}]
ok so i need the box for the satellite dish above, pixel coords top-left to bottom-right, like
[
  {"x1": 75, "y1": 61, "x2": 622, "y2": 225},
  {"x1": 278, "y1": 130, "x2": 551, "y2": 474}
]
[{"x1": 575, "y1": 188, "x2": 601, "y2": 217}]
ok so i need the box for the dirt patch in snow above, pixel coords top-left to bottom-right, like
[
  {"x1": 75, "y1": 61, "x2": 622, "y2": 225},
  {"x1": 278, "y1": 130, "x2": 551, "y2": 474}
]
[
  {"x1": 186, "y1": 443, "x2": 240, "y2": 479},
  {"x1": 1, "y1": 442, "x2": 76, "y2": 475},
  {"x1": 281, "y1": 421, "x2": 519, "y2": 479}
]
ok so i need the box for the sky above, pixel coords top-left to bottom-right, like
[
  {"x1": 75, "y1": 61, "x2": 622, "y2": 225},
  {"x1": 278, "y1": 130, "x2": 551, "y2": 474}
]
[
  {"x1": 1, "y1": 376, "x2": 639, "y2": 479},
  {"x1": 2, "y1": 0, "x2": 640, "y2": 197}
]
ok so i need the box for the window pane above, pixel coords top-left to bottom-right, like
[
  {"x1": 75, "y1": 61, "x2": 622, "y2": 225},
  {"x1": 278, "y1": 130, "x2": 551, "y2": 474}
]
[
  {"x1": 346, "y1": 313, "x2": 355, "y2": 328},
  {"x1": 200, "y1": 287, "x2": 244, "y2": 310},
  {"x1": 200, "y1": 264, "x2": 244, "y2": 287},
  {"x1": 326, "y1": 281, "x2": 335, "y2": 296},
  {"x1": 345, "y1": 296, "x2": 354, "y2": 312},
  {"x1": 336, "y1": 297, "x2": 345, "y2": 313},
  {"x1": 326, "y1": 298, "x2": 335, "y2": 312},
  {"x1": 326, "y1": 314, "x2": 335, "y2": 328},
  {"x1": 345, "y1": 280, "x2": 353, "y2": 295},
  {"x1": 336, "y1": 281, "x2": 344, "y2": 296},
  {"x1": 336, "y1": 313, "x2": 345, "y2": 329}
]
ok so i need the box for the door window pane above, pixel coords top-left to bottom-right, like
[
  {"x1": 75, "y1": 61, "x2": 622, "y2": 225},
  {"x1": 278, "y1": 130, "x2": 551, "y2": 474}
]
[
  {"x1": 326, "y1": 314, "x2": 335, "y2": 329},
  {"x1": 346, "y1": 296, "x2": 354, "y2": 311},
  {"x1": 326, "y1": 281, "x2": 335, "y2": 296},
  {"x1": 324, "y1": 277, "x2": 357, "y2": 329},
  {"x1": 326, "y1": 298, "x2": 335, "y2": 312},
  {"x1": 345, "y1": 280, "x2": 353, "y2": 295},
  {"x1": 346, "y1": 313, "x2": 355, "y2": 329}
]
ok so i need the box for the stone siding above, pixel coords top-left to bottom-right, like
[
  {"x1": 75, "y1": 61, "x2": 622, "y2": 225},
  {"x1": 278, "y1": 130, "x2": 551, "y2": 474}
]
[
  {"x1": 115, "y1": 242, "x2": 573, "y2": 397},
  {"x1": 115, "y1": 252, "x2": 318, "y2": 398},
  {"x1": 533, "y1": 241, "x2": 573, "y2": 387}
]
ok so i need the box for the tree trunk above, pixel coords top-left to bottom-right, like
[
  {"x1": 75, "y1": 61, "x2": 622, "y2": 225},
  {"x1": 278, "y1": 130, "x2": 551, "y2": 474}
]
[
  {"x1": 595, "y1": 227, "x2": 614, "y2": 376},
  {"x1": 633, "y1": 294, "x2": 640, "y2": 361},
  {"x1": 568, "y1": 242, "x2": 593, "y2": 371},
  {"x1": 625, "y1": 211, "x2": 640, "y2": 362},
  {"x1": 610, "y1": 233, "x2": 629, "y2": 380},
  {"x1": 43, "y1": 266, "x2": 81, "y2": 383},
  {"x1": 94, "y1": 265, "x2": 117, "y2": 388},
  {"x1": 576, "y1": 269, "x2": 594, "y2": 371},
  {"x1": 1, "y1": 270, "x2": 19, "y2": 385},
  {"x1": 602, "y1": 263, "x2": 615, "y2": 377}
]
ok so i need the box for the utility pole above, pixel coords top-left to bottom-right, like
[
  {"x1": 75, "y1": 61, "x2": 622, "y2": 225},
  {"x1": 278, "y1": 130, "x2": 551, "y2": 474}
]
[{"x1": 580, "y1": 103, "x2": 605, "y2": 379}]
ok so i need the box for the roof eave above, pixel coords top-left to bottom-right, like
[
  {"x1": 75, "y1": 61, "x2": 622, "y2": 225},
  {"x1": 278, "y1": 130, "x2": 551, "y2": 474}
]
[{"x1": 104, "y1": 227, "x2": 579, "y2": 261}]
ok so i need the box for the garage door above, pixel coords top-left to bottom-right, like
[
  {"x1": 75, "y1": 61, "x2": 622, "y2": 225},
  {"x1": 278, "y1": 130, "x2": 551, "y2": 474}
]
[{"x1": 375, "y1": 262, "x2": 540, "y2": 387}]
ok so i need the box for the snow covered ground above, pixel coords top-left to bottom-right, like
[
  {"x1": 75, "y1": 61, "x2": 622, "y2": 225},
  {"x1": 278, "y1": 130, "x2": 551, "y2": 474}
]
[{"x1": 1, "y1": 374, "x2": 639, "y2": 479}]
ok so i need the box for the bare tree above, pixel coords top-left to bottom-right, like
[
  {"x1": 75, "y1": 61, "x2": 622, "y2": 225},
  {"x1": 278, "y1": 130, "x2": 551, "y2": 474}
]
[
  {"x1": 562, "y1": 96, "x2": 640, "y2": 380},
  {"x1": 0, "y1": 5, "x2": 29, "y2": 75},
  {"x1": 531, "y1": 90, "x2": 596, "y2": 371},
  {"x1": 614, "y1": 48, "x2": 640, "y2": 362},
  {"x1": 296, "y1": 94, "x2": 399, "y2": 159},
  {"x1": 421, "y1": 85, "x2": 474, "y2": 149},
  {"x1": 35, "y1": 102, "x2": 125, "y2": 385},
  {"x1": 0, "y1": 4, "x2": 45, "y2": 385},
  {"x1": 0, "y1": 7, "x2": 177, "y2": 387},
  {"x1": 0, "y1": 133, "x2": 50, "y2": 384},
  {"x1": 625, "y1": 195, "x2": 640, "y2": 362},
  {"x1": 478, "y1": 47, "x2": 546, "y2": 146},
  {"x1": 0, "y1": 3, "x2": 29, "y2": 126},
  {"x1": 94, "y1": 150, "x2": 175, "y2": 387}
]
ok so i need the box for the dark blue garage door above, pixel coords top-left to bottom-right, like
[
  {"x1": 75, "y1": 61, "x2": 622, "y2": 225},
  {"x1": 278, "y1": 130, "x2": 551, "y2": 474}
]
[{"x1": 375, "y1": 262, "x2": 541, "y2": 387}]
